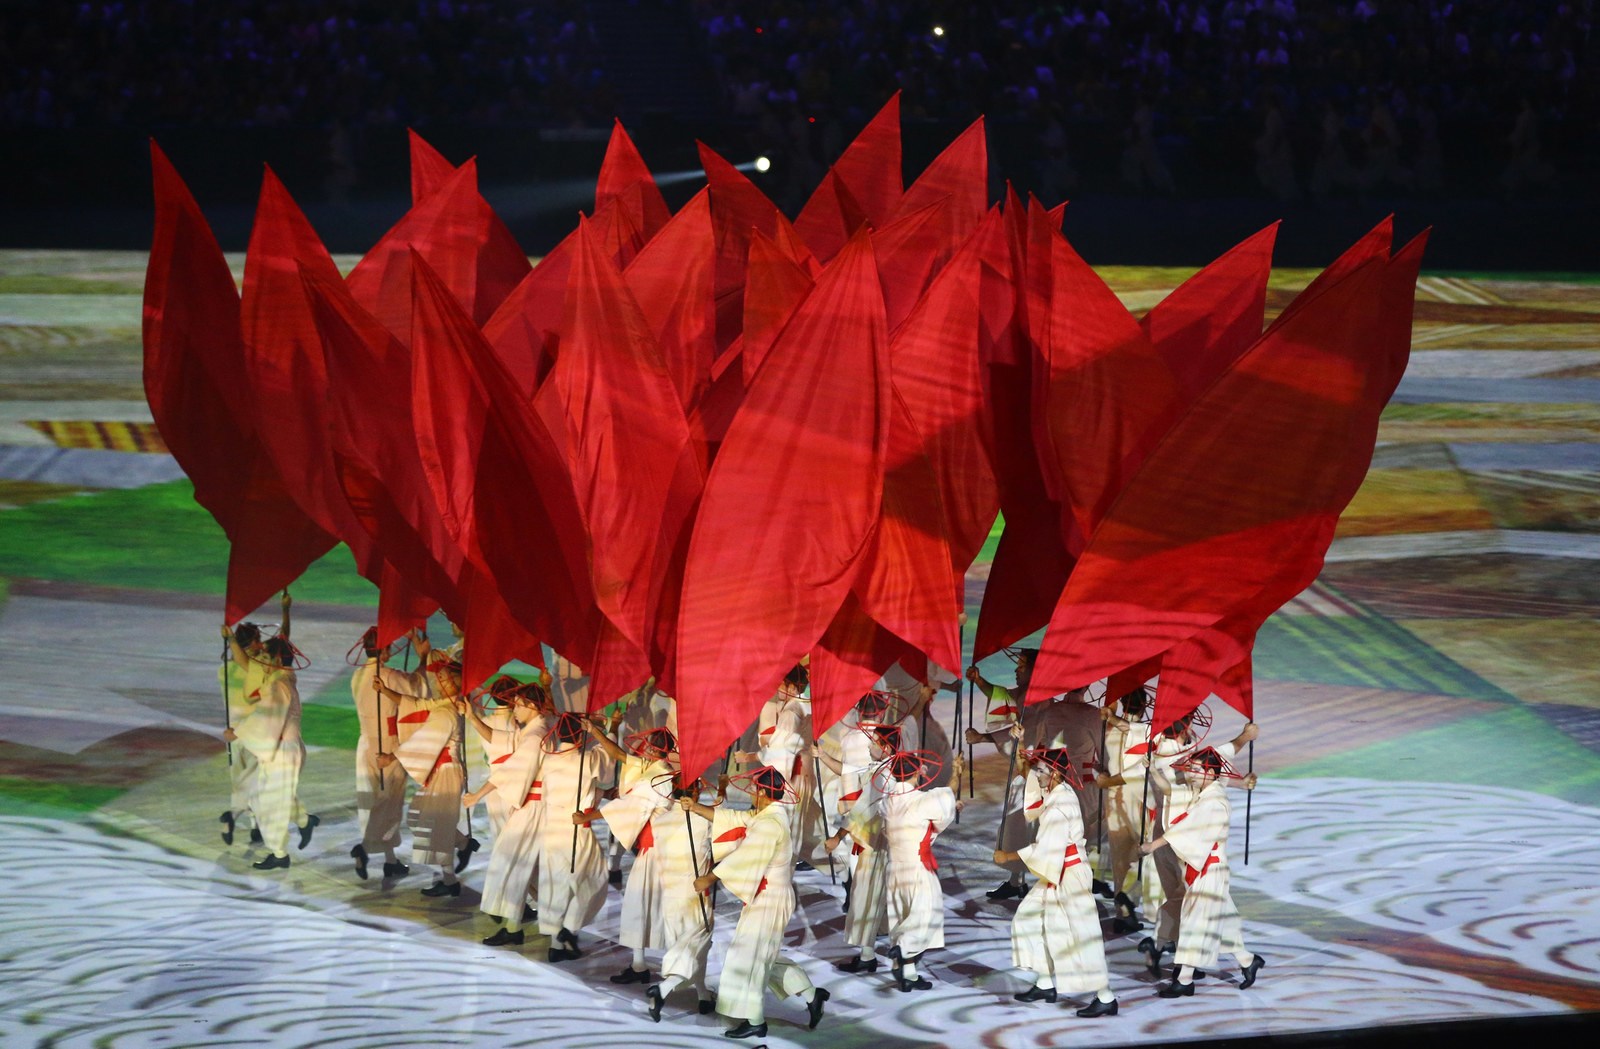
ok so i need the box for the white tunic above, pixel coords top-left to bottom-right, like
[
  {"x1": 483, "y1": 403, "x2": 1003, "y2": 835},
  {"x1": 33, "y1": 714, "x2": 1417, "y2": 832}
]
[
  {"x1": 395, "y1": 694, "x2": 465, "y2": 867},
  {"x1": 651, "y1": 805, "x2": 715, "y2": 986},
  {"x1": 881, "y1": 783, "x2": 957, "y2": 956},
  {"x1": 234, "y1": 668, "x2": 305, "y2": 857},
  {"x1": 839, "y1": 756, "x2": 890, "y2": 949},
  {"x1": 220, "y1": 661, "x2": 260, "y2": 829},
  {"x1": 710, "y1": 804, "x2": 814, "y2": 1024},
  {"x1": 1011, "y1": 781, "x2": 1109, "y2": 993},
  {"x1": 477, "y1": 705, "x2": 518, "y2": 836},
  {"x1": 351, "y1": 659, "x2": 423, "y2": 854},
  {"x1": 1164, "y1": 780, "x2": 1247, "y2": 969},
  {"x1": 536, "y1": 744, "x2": 612, "y2": 936},
  {"x1": 600, "y1": 755, "x2": 675, "y2": 949},
  {"x1": 478, "y1": 715, "x2": 550, "y2": 920}
]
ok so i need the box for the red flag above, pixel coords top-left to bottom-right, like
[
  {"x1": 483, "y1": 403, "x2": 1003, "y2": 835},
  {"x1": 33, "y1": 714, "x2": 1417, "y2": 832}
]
[
  {"x1": 143, "y1": 143, "x2": 335, "y2": 623},
  {"x1": 623, "y1": 188, "x2": 718, "y2": 411},
  {"x1": 345, "y1": 159, "x2": 531, "y2": 338},
  {"x1": 676, "y1": 230, "x2": 891, "y2": 779},
  {"x1": 1032, "y1": 230, "x2": 1428, "y2": 726},
  {"x1": 793, "y1": 169, "x2": 869, "y2": 265},
  {"x1": 810, "y1": 595, "x2": 919, "y2": 734},
  {"x1": 539, "y1": 217, "x2": 706, "y2": 662},
  {"x1": 873, "y1": 198, "x2": 952, "y2": 334},
  {"x1": 597, "y1": 119, "x2": 671, "y2": 240},
  {"x1": 890, "y1": 117, "x2": 988, "y2": 248},
  {"x1": 799, "y1": 92, "x2": 903, "y2": 234},
  {"x1": 740, "y1": 228, "x2": 815, "y2": 385},
  {"x1": 239, "y1": 167, "x2": 378, "y2": 578},
  {"x1": 408, "y1": 129, "x2": 456, "y2": 203}
]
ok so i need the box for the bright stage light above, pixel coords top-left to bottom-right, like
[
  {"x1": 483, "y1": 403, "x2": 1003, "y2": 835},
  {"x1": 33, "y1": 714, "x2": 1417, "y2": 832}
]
[
  {"x1": 932, "y1": 25, "x2": 944, "y2": 36},
  {"x1": 755, "y1": 156, "x2": 772, "y2": 172}
]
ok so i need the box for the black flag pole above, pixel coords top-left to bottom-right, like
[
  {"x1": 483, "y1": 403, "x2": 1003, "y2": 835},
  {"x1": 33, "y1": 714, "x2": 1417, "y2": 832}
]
[
  {"x1": 1136, "y1": 748, "x2": 1153, "y2": 884},
  {"x1": 1097, "y1": 709, "x2": 1109, "y2": 871},
  {"x1": 995, "y1": 726, "x2": 1020, "y2": 852},
  {"x1": 570, "y1": 731, "x2": 588, "y2": 874},
  {"x1": 813, "y1": 752, "x2": 836, "y2": 884},
  {"x1": 685, "y1": 806, "x2": 710, "y2": 928},
  {"x1": 220, "y1": 636, "x2": 234, "y2": 767},
  {"x1": 1244, "y1": 739, "x2": 1255, "y2": 865}
]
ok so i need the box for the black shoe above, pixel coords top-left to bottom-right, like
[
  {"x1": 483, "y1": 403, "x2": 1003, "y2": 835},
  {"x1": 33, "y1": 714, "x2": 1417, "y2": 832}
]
[
  {"x1": 610, "y1": 965, "x2": 653, "y2": 984},
  {"x1": 807, "y1": 987, "x2": 829, "y2": 1029},
  {"x1": 351, "y1": 844, "x2": 369, "y2": 881},
  {"x1": 1092, "y1": 878, "x2": 1114, "y2": 898},
  {"x1": 454, "y1": 837, "x2": 480, "y2": 874},
  {"x1": 724, "y1": 1021, "x2": 767, "y2": 1039},
  {"x1": 698, "y1": 998, "x2": 715, "y2": 1015},
  {"x1": 249, "y1": 827, "x2": 263, "y2": 844},
  {"x1": 1115, "y1": 891, "x2": 1137, "y2": 917},
  {"x1": 252, "y1": 854, "x2": 289, "y2": 870},
  {"x1": 986, "y1": 880, "x2": 1025, "y2": 900},
  {"x1": 1138, "y1": 936, "x2": 1172, "y2": 978},
  {"x1": 836, "y1": 956, "x2": 878, "y2": 973},
  {"x1": 1112, "y1": 916, "x2": 1142, "y2": 934},
  {"x1": 1239, "y1": 955, "x2": 1265, "y2": 989},
  {"x1": 890, "y1": 944, "x2": 903, "y2": 982},
  {"x1": 420, "y1": 879, "x2": 461, "y2": 898},
  {"x1": 522, "y1": 904, "x2": 537, "y2": 924},
  {"x1": 219, "y1": 811, "x2": 235, "y2": 846},
  {"x1": 547, "y1": 947, "x2": 580, "y2": 963},
  {"x1": 383, "y1": 860, "x2": 410, "y2": 879},
  {"x1": 482, "y1": 927, "x2": 524, "y2": 947},
  {"x1": 608, "y1": 868, "x2": 624, "y2": 887},
  {"x1": 1076, "y1": 997, "x2": 1118, "y2": 1018},
  {"x1": 1013, "y1": 985, "x2": 1057, "y2": 1003},
  {"x1": 298, "y1": 814, "x2": 320, "y2": 850},
  {"x1": 547, "y1": 928, "x2": 581, "y2": 960},
  {"x1": 795, "y1": 861, "x2": 815, "y2": 872},
  {"x1": 1156, "y1": 978, "x2": 1194, "y2": 998},
  {"x1": 646, "y1": 985, "x2": 663, "y2": 1023},
  {"x1": 897, "y1": 975, "x2": 932, "y2": 992}
]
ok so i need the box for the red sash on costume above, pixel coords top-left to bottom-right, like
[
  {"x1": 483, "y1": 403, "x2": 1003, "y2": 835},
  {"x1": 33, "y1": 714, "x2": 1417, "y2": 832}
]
[
  {"x1": 919, "y1": 821, "x2": 938, "y2": 872},
  {"x1": 714, "y1": 826, "x2": 747, "y2": 844},
  {"x1": 386, "y1": 715, "x2": 399, "y2": 737},
  {"x1": 840, "y1": 789, "x2": 862, "y2": 802},
  {"x1": 755, "y1": 876, "x2": 768, "y2": 896},
  {"x1": 1185, "y1": 843, "x2": 1221, "y2": 886},
  {"x1": 523, "y1": 779, "x2": 543, "y2": 804},
  {"x1": 399, "y1": 711, "x2": 431, "y2": 725},
  {"x1": 1057, "y1": 842, "x2": 1081, "y2": 885},
  {"x1": 637, "y1": 822, "x2": 655, "y2": 856},
  {"x1": 760, "y1": 726, "x2": 776, "y2": 737}
]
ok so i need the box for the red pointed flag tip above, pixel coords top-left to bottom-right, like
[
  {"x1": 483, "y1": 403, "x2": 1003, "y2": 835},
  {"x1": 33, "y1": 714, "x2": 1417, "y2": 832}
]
[
  {"x1": 794, "y1": 169, "x2": 869, "y2": 265},
  {"x1": 741, "y1": 228, "x2": 815, "y2": 384},
  {"x1": 893, "y1": 116, "x2": 987, "y2": 245},
  {"x1": 623, "y1": 188, "x2": 718, "y2": 412},
  {"x1": 408, "y1": 129, "x2": 457, "y2": 204},
  {"x1": 824, "y1": 92, "x2": 904, "y2": 227},
  {"x1": 1141, "y1": 222, "x2": 1278, "y2": 402},
  {"x1": 1026, "y1": 234, "x2": 1425, "y2": 697},
  {"x1": 674, "y1": 229, "x2": 891, "y2": 780},
  {"x1": 598, "y1": 119, "x2": 672, "y2": 240}
]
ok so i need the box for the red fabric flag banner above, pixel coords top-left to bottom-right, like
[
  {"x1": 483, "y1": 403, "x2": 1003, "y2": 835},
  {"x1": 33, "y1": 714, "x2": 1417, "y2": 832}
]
[
  {"x1": 675, "y1": 229, "x2": 891, "y2": 779},
  {"x1": 596, "y1": 119, "x2": 672, "y2": 242},
  {"x1": 408, "y1": 129, "x2": 457, "y2": 204},
  {"x1": 143, "y1": 143, "x2": 336, "y2": 623}
]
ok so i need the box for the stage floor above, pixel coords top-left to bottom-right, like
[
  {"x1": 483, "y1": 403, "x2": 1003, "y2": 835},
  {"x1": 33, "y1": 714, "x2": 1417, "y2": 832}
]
[{"x1": 2, "y1": 252, "x2": 1599, "y2": 1047}]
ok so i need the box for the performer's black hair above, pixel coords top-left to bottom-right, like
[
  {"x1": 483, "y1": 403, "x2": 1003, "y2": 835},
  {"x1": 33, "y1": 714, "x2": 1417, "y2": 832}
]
[
  {"x1": 233, "y1": 622, "x2": 262, "y2": 648},
  {"x1": 783, "y1": 664, "x2": 809, "y2": 691},
  {"x1": 263, "y1": 635, "x2": 295, "y2": 667},
  {"x1": 360, "y1": 626, "x2": 381, "y2": 659},
  {"x1": 1121, "y1": 686, "x2": 1149, "y2": 717},
  {"x1": 753, "y1": 766, "x2": 788, "y2": 799}
]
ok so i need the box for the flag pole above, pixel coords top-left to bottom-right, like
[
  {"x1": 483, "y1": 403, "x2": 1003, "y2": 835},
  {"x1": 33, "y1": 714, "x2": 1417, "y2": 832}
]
[
  {"x1": 685, "y1": 805, "x2": 709, "y2": 928},
  {"x1": 220, "y1": 636, "x2": 234, "y2": 767},
  {"x1": 1136, "y1": 747, "x2": 1152, "y2": 885},
  {"x1": 995, "y1": 727, "x2": 1019, "y2": 852},
  {"x1": 813, "y1": 752, "x2": 836, "y2": 884},
  {"x1": 570, "y1": 729, "x2": 588, "y2": 874},
  {"x1": 1244, "y1": 739, "x2": 1255, "y2": 865}
]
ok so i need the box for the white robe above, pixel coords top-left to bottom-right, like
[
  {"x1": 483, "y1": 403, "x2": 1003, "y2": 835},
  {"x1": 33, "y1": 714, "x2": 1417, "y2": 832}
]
[
  {"x1": 1104, "y1": 720, "x2": 1152, "y2": 897},
  {"x1": 220, "y1": 661, "x2": 260, "y2": 830},
  {"x1": 650, "y1": 805, "x2": 715, "y2": 988},
  {"x1": 395, "y1": 695, "x2": 466, "y2": 868},
  {"x1": 536, "y1": 744, "x2": 612, "y2": 936},
  {"x1": 1150, "y1": 738, "x2": 1236, "y2": 942},
  {"x1": 1012, "y1": 781, "x2": 1109, "y2": 994},
  {"x1": 839, "y1": 756, "x2": 889, "y2": 949},
  {"x1": 477, "y1": 705, "x2": 518, "y2": 837},
  {"x1": 600, "y1": 755, "x2": 675, "y2": 949},
  {"x1": 711, "y1": 805, "x2": 813, "y2": 1024},
  {"x1": 234, "y1": 668, "x2": 305, "y2": 857},
  {"x1": 757, "y1": 694, "x2": 825, "y2": 861},
  {"x1": 351, "y1": 660, "x2": 422, "y2": 854},
  {"x1": 882, "y1": 783, "x2": 956, "y2": 957},
  {"x1": 1165, "y1": 781, "x2": 1247, "y2": 970},
  {"x1": 478, "y1": 715, "x2": 551, "y2": 921}
]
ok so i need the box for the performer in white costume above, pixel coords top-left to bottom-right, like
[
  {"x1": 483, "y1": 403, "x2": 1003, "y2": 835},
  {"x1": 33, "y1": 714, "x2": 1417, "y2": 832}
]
[
  {"x1": 877, "y1": 750, "x2": 960, "y2": 992},
  {"x1": 1093, "y1": 686, "x2": 1154, "y2": 930},
  {"x1": 821, "y1": 716, "x2": 902, "y2": 972},
  {"x1": 464, "y1": 675, "x2": 526, "y2": 838},
  {"x1": 737, "y1": 666, "x2": 826, "y2": 865},
  {"x1": 640, "y1": 769, "x2": 718, "y2": 1021},
  {"x1": 693, "y1": 767, "x2": 829, "y2": 1039},
  {"x1": 1141, "y1": 745, "x2": 1265, "y2": 996},
  {"x1": 222, "y1": 633, "x2": 310, "y2": 870},
  {"x1": 585, "y1": 725, "x2": 678, "y2": 984},
  {"x1": 994, "y1": 747, "x2": 1118, "y2": 1018},
  {"x1": 218, "y1": 620, "x2": 265, "y2": 847},
  {"x1": 542, "y1": 713, "x2": 613, "y2": 961},
  {"x1": 463, "y1": 682, "x2": 556, "y2": 946},
  {"x1": 376, "y1": 655, "x2": 474, "y2": 897},
  {"x1": 348, "y1": 626, "x2": 428, "y2": 881}
]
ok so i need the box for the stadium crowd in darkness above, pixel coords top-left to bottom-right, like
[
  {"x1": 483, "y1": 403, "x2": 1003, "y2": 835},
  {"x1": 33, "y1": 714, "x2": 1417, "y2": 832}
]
[
  {"x1": 1, "y1": 1, "x2": 615, "y2": 129},
  {"x1": 695, "y1": 0, "x2": 1595, "y2": 200}
]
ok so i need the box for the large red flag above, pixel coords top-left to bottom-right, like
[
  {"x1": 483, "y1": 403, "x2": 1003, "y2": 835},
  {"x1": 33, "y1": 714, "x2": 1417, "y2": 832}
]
[
  {"x1": 739, "y1": 228, "x2": 815, "y2": 385},
  {"x1": 539, "y1": 216, "x2": 706, "y2": 663},
  {"x1": 143, "y1": 144, "x2": 336, "y2": 623},
  {"x1": 408, "y1": 129, "x2": 457, "y2": 203},
  {"x1": 890, "y1": 117, "x2": 988, "y2": 248},
  {"x1": 622, "y1": 188, "x2": 718, "y2": 412},
  {"x1": 1031, "y1": 231, "x2": 1427, "y2": 727},
  {"x1": 239, "y1": 168, "x2": 378, "y2": 579},
  {"x1": 676, "y1": 230, "x2": 891, "y2": 779},
  {"x1": 796, "y1": 92, "x2": 903, "y2": 250}
]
